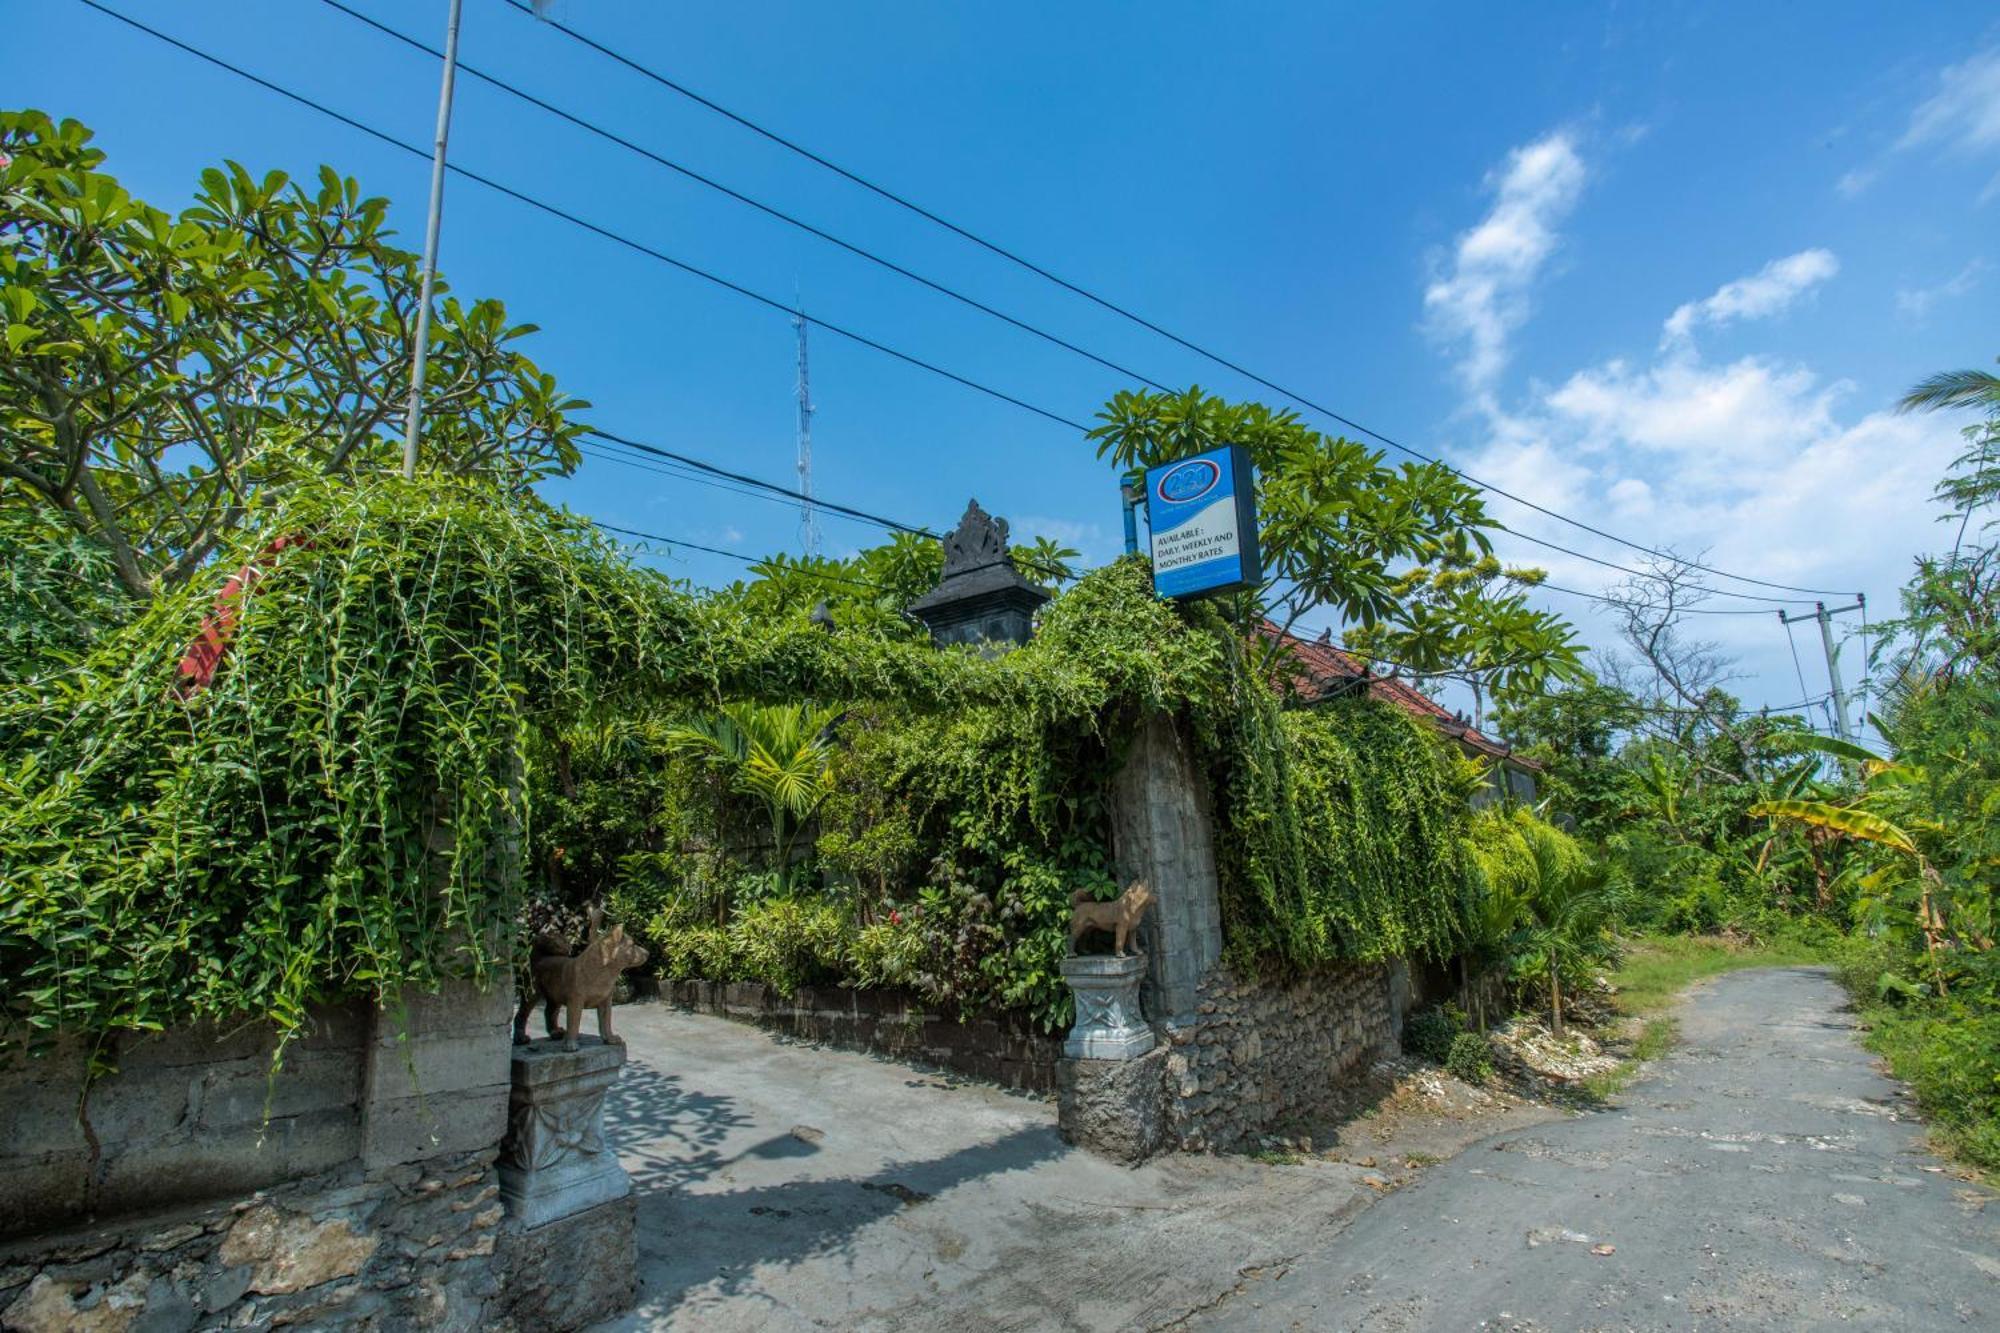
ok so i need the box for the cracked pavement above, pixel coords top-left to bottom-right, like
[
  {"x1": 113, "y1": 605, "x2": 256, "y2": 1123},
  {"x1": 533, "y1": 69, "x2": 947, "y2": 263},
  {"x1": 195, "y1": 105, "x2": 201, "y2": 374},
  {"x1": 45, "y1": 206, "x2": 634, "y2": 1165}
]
[
  {"x1": 1189, "y1": 967, "x2": 1998, "y2": 1330},
  {"x1": 592, "y1": 968, "x2": 1995, "y2": 1331}
]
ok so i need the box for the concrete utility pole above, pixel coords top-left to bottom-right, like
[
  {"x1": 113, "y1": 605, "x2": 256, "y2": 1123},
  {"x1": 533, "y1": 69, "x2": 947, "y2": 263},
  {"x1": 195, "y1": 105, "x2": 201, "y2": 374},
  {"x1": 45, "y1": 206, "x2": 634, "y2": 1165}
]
[
  {"x1": 402, "y1": 0, "x2": 466, "y2": 480},
  {"x1": 1779, "y1": 596, "x2": 1866, "y2": 742}
]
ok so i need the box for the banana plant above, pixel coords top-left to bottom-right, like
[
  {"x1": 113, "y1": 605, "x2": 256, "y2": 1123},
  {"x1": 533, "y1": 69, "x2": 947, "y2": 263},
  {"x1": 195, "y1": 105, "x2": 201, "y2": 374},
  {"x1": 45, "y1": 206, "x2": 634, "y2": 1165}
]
[{"x1": 1749, "y1": 734, "x2": 1954, "y2": 995}]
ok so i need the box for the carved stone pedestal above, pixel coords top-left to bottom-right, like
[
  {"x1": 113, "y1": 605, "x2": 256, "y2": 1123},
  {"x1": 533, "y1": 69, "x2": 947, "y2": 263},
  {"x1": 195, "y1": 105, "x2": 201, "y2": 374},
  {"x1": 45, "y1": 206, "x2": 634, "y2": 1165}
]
[
  {"x1": 498, "y1": 1037, "x2": 630, "y2": 1228},
  {"x1": 1060, "y1": 952, "x2": 1155, "y2": 1060}
]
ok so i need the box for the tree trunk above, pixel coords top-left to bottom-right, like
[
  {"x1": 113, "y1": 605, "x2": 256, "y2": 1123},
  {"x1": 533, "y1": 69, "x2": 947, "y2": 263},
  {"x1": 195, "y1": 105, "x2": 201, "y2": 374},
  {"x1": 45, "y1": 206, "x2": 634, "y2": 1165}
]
[{"x1": 1549, "y1": 967, "x2": 1565, "y2": 1037}]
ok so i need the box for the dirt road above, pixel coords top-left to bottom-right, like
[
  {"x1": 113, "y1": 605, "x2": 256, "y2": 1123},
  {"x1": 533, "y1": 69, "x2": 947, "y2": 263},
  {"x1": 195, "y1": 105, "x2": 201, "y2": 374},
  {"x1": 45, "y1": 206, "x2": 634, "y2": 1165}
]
[{"x1": 1194, "y1": 967, "x2": 1998, "y2": 1330}]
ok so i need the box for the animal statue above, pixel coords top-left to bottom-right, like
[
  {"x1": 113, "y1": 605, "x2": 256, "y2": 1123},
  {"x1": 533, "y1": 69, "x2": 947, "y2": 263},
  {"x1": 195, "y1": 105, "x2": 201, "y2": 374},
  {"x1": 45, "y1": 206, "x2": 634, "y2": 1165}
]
[
  {"x1": 514, "y1": 906, "x2": 650, "y2": 1051},
  {"x1": 1069, "y1": 880, "x2": 1154, "y2": 957}
]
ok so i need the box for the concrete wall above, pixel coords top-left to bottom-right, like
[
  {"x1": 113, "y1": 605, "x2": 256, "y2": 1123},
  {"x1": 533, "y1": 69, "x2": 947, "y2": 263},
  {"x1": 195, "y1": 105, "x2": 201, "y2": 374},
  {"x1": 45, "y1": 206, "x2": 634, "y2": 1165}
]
[
  {"x1": 1110, "y1": 711, "x2": 1223, "y2": 1023},
  {"x1": 663, "y1": 980, "x2": 1061, "y2": 1093},
  {"x1": 0, "y1": 978, "x2": 626, "y2": 1331},
  {"x1": 0, "y1": 980, "x2": 512, "y2": 1241}
]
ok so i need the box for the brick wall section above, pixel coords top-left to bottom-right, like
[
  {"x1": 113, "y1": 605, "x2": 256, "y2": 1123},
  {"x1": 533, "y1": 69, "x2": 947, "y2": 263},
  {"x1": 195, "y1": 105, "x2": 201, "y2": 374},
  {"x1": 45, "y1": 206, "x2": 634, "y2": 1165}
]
[
  {"x1": 664, "y1": 980, "x2": 1062, "y2": 1094},
  {"x1": 1160, "y1": 962, "x2": 1399, "y2": 1152}
]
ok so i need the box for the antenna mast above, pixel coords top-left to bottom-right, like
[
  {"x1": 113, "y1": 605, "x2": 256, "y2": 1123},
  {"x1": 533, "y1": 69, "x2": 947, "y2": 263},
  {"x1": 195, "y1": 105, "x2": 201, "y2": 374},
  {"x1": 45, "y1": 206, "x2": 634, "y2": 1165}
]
[{"x1": 793, "y1": 303, "x2": 820, "y2": 555}]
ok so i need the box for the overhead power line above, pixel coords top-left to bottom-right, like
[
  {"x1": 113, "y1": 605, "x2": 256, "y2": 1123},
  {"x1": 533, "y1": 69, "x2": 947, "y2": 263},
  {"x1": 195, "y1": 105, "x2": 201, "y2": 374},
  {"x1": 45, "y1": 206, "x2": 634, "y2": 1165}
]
[
  {"x1": 498, "y1": 0, "x2": 1858, "y2": 601},
  {"x1": 315, "y1": 0, "x2": 1175, "y2": 397},
  {"x1": 80, "y1": 1, "x2": 1840, "y2": 622},
  {"x1": 77, "y1": 0, "x2": 1089, "y2": 436}
]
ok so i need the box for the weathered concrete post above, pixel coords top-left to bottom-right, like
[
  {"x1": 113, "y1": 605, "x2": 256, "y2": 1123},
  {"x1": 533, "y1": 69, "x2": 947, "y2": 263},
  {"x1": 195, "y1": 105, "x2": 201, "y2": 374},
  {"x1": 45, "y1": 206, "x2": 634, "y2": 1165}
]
[
  {"x1": 1056, "y1": 710, "x2": 1223, "y2": 1163},
  {"x1": 1108, "y1": 712, "x2": 1223, "y2": 1024}
]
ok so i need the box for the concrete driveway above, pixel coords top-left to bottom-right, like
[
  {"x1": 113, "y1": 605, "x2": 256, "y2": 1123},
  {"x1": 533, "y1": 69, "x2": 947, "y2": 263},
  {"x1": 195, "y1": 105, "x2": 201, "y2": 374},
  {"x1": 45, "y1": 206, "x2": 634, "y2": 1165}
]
[
  {"x1": 594, "y1": 969, "x2": 1996, "y2": 1331},
  {"x1": 1190, "y1": 967, "x2": 1999, "y2": 1330},
  {"x1": 592, "y1": 1002, "x2": 1400, "y2": 1331}
]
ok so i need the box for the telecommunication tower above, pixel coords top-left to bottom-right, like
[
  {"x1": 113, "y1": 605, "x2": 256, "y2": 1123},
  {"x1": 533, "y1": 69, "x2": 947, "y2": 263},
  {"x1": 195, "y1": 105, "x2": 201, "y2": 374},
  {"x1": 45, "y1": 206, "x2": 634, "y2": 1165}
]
[{"x1": 793, "y1": 305, "x2": 820, "y2": 555}]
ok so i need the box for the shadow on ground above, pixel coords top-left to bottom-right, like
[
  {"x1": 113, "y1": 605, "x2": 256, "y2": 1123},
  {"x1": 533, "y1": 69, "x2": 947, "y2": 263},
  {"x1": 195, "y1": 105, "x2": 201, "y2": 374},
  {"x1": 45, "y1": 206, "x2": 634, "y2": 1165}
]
[
  {"x1": 634, "y1": 1122, "x2": 1064, "y2": 1323},
  {"x1": 604, "y1": 1049, "x2": 757, "y2": 1193}
]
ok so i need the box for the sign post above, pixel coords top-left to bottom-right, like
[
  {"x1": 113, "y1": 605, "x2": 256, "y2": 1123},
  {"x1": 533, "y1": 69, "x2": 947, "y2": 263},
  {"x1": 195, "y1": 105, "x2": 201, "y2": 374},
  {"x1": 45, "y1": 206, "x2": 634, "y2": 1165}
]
[{"x1": 1143, "y1": 445, "x2": 1260, "y2": 599}]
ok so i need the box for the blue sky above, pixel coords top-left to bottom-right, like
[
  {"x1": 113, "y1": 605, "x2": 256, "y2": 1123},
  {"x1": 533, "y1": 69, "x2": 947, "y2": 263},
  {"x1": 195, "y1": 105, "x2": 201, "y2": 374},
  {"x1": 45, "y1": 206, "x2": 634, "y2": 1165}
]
[{"x1": 16, "y1": 1, "x2": 2000, "y2": 722}]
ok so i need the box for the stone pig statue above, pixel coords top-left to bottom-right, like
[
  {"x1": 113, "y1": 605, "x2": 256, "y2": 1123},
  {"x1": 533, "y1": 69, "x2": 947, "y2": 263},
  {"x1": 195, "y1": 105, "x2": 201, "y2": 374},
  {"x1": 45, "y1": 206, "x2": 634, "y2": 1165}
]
[{"x1": 514, "y1": 906, "x2": 650, "y2": 1051}]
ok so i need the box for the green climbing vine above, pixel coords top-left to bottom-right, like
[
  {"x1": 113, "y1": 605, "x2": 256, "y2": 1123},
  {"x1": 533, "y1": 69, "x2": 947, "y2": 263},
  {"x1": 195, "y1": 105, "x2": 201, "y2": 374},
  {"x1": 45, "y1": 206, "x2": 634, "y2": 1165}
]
[{"x1": 0, "y1": 478, "x2": 697, "y2": 1068}]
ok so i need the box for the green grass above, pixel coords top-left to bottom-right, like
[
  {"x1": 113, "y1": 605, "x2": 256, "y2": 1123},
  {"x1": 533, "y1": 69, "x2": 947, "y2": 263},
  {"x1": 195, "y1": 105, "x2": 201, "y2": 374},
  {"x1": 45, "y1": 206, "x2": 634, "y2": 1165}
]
[
  {"x1": 1579, "y1": 1016, "x2": 1679, "y2": 1102},
  {"x1": 1607, "y1": 933, "x2": 1830, "y2": 1016}
]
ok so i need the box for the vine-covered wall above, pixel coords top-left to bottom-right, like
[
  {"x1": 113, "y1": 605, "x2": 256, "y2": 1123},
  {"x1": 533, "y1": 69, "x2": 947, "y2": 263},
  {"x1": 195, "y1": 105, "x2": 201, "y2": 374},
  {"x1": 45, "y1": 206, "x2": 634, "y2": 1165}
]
[{"x1": 2, "y1": 481, "x2": 1490, "y2": 1059}]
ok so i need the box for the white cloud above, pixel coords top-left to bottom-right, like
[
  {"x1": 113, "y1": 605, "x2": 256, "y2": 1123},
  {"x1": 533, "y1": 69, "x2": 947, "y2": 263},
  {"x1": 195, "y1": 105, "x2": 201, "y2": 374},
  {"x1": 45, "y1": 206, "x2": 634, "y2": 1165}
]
[
  {"x1": 1836, "y1": 166, "x2": 1879, "y2": 198},
  {"x1": 1423, "y1": 133, "x2": 1588, "y2": 396},
  {"x1": 1661, "y1": 249, "x2": 1839, "y2": 344},
  {"x1": 1897, "y1": 257, "x2": 1990, "y2": 319},
  {"x1": 1899, "y1": 47, "x2": 2000, "y2": 155},
  {"x1": 1463, "y1": 348, "x2": 1959, "y2": 703},
  {"x1": 1423, "y1": 199, "x2": 1956, "y2": 708},
  {"x1": 1842, "y1": 47, "x2": 2000, "y2": 200}
]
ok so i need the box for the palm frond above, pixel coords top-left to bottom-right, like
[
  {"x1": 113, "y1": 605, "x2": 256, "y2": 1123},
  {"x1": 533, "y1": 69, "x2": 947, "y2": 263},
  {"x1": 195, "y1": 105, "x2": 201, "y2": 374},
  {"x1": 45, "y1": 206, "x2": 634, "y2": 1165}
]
[{"x1": 1897, "y1": 366, "x2": 2000, "y2": 415}]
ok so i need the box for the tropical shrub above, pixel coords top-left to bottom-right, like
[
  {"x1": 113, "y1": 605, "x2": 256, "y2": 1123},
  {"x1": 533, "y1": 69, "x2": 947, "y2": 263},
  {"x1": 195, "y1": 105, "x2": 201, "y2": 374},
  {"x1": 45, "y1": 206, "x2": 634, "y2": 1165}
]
[
  {"x1": 1446, "y1": 1031, "x2": 1495, "y2": 1083},
  {"x1": 1403, "y1": 1005, "x2": 1462, "y2": 1063}
]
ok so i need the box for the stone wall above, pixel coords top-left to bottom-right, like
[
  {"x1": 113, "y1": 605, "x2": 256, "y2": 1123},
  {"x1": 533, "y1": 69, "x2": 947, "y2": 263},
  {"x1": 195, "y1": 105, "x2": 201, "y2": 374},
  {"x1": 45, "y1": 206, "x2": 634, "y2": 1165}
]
[
  {"x1": 664, "y1": 980, "x2": 1061, "y2": 1093},
  {"x1": 0, "y1": 978, "x2": 633, "y2": 1331},
  {"x1": 1160, "y1": 962, "x2": 1399, "y2": 1152},
  {"x1": 0, "y1": 1147, "x2": 506, "y2": 1332},
  {"x1": 1058, "y1": 960, "x2": 1405, "y2": 1162}
]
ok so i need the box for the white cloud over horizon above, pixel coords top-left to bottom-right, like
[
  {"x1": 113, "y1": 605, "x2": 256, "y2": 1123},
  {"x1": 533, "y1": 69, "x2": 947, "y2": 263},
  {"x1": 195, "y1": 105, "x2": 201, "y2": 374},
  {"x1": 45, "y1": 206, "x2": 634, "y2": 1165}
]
[
  {"x1": 1423, "y1": 134, "x2": 1964, "y2": 714},
  {"x1": 1899, "y1": 46, "x2": 2000, "y2": 156},
  {"x1": 1661, "y1": 249, "x2": 1839, "y2": 345},
  {"x1": 1897, "y1": 257, "x2": 1990, "y2": 320},
  {"x1": 1842, "y1": 45, "x2": 2000, "y2": 201}
]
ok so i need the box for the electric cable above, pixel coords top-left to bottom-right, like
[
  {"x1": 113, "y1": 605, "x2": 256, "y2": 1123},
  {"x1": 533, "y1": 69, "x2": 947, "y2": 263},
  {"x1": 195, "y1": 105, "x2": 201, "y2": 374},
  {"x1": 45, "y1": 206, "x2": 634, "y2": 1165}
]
[
  {"x1": 497, "y1": 0, "x2": 1861, "y2": 601},
  {"x1": 315, "y1": 0, "x2": 1175, "y2": 396},
  {"x1": 89, "y1": 0, "x2": 1844, "y2": 613},
  {"x1": 75, "y1": 0, "x2": 1090, "y2": 437}
]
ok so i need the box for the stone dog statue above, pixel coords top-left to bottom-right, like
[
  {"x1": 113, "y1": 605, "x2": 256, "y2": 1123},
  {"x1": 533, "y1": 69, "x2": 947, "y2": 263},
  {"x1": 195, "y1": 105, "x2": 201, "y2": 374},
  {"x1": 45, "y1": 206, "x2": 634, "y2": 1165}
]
[
  {"x1": 1069, "y1": 880, "x2": 1153, "y2": 956},
  {"x1": 514, "y1": 906, "x2": 650, "y2": 1051}
]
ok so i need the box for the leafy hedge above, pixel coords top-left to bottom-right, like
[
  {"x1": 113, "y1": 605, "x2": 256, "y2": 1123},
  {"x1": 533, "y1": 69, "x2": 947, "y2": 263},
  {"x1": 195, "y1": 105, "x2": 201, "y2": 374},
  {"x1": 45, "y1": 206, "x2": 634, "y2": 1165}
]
[
  {"x1": 0, "y1": 479, "x2": 695, "y2": 1066},
  {"x1": 3, "y1": 494, "x2": 1504, "y2": 1057},
  {"x1": 1212, "y1": 689, "x2": 1468, "y2": 971}
]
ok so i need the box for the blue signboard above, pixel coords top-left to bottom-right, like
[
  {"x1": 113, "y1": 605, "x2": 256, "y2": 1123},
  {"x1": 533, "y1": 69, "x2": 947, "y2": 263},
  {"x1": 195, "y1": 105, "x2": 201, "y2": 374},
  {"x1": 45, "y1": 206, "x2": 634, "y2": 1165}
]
[{"x1": 1145, "y1": 445, "x2": 1261, "y2": 599}]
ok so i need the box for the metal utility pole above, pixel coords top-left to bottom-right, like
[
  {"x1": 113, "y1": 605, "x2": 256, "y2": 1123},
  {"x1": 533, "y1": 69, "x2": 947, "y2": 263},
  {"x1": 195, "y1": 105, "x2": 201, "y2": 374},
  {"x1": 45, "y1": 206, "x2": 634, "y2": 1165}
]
[
  {"x1": 793, "y1": 303, "x2": 820, "y2": 555},
  {"x1": 401, "y1": 0, "x2": 466, "y2": 480},
  {"x1": 1779, "y1": 595, "x2": 1865, "y2": 742}
]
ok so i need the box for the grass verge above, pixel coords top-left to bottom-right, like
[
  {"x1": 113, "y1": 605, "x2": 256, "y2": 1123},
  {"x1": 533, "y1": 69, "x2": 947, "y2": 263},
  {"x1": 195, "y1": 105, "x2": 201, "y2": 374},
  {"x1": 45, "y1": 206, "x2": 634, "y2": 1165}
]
[{"x1": 1607, "y1": 933, "x2": 1830, "y2": 1016}]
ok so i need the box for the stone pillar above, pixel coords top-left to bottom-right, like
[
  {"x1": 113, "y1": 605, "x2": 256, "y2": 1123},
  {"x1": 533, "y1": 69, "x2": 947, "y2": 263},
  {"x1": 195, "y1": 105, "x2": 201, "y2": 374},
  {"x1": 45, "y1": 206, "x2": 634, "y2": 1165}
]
[
  {"x1": 491, "y1": 1037, "x2": 639, "y2": 1329},
  {"x1": 1060, "y1": 953, "x2": 1155, "y2": 1060},
  {"x1": 1109, "y1": 711, "x2": 1223, "y2": 1023},
  {"x1": 498, "y1": 1038, "x2": 631, "y2": 1227}
]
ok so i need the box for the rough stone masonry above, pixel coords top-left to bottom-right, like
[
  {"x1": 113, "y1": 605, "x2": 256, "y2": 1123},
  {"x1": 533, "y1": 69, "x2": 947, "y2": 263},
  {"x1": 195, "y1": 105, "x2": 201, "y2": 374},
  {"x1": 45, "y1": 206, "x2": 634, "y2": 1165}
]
[{"x1": 0, "y1": 978, "x2": 635, "y2": 1332}]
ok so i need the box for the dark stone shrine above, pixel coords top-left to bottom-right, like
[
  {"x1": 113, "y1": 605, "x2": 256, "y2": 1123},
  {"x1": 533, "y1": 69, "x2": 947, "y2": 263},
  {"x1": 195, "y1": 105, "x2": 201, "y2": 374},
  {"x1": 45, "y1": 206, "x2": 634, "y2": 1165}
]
[{"x1": 907, "y1": 499, "x2": 1051, "y2": 651}]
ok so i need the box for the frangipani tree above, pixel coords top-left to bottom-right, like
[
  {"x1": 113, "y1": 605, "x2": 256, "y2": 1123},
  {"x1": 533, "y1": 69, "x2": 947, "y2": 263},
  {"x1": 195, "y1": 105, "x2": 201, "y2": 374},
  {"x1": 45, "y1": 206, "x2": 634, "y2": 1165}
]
[
  {"x1": 1089, "y1": 386, "x2": 1583, "y2": 698},
  {"x1": 0, "y1": 111, "x2": 584, "y2": 601}
]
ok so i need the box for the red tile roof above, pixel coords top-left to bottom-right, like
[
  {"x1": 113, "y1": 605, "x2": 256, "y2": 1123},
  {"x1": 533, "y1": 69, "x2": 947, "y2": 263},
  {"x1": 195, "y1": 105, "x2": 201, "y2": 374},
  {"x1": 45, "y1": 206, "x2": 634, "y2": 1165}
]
[{"x1": 1261, "y1": 622, "x2": 1537, "y2": 769}]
